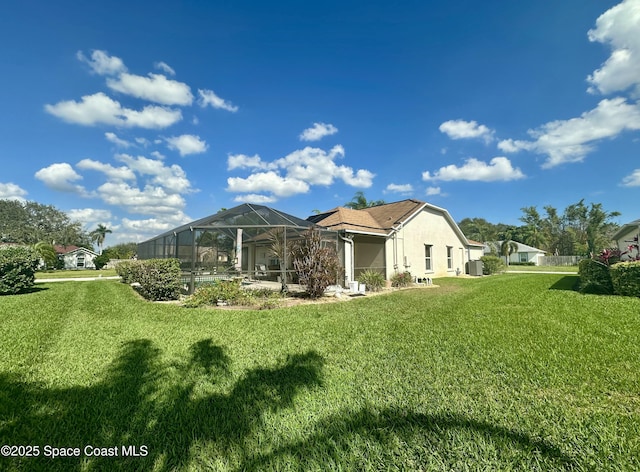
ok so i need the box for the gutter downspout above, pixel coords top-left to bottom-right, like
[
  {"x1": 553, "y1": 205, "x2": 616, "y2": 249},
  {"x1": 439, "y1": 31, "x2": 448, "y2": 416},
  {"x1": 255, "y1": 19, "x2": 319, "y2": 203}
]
[
  {"x1": 339, "y1": 233, "x2": 354, "y2": 285},
  {"x1": 390, "y1": 223, "x2": 403, "y2": 273}
]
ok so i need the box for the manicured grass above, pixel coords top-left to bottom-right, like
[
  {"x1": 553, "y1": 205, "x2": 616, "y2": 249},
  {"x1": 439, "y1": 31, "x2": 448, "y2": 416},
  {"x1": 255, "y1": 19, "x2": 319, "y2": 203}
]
[
  {"x1": 506, "y1": 265, "x2": 578, "y2": 272},
  {"x1": 35, "y1": 268, "x2": 118, "y2": 279},
  {"x1": 1, "y1": 275, "x2": 638, "y2": 470}
]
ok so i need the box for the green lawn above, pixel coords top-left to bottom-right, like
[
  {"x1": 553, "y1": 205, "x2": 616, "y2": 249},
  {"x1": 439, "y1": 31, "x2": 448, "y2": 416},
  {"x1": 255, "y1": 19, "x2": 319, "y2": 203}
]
[
  {"x1": 35, "y1": 268, "x2": 118, "y2": 279},
  {"x1": 0, "y1": 275, "x2": 638, "y2": 471},
  {"x1": 506, "y1": 265, "x2": 578, "y2": 272}
]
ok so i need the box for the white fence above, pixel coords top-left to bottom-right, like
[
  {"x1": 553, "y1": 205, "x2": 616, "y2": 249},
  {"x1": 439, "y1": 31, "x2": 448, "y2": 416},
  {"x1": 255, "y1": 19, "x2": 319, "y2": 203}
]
[{"x1": 539, "y1": 255, "x2": 584, "y2": 266}]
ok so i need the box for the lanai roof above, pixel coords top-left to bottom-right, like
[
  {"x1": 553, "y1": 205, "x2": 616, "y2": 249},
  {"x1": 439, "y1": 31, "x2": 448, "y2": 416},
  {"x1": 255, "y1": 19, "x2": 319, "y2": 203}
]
[{"x1": 140, "y1": 203, "x2": 316, "y2": 244}]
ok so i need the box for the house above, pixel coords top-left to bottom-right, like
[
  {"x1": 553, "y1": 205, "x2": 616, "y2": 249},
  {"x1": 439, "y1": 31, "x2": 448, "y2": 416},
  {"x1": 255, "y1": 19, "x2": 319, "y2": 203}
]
[
  {"x1": 483, "y1": 241, "x2": 546, "y2": 265},
  {"x1": 612, "y1": 219, "x2": 640, "y2": 260},
  {"x1": 54, "y1": 245, "x2": 98, "y2": 270},
  {"x1": 308, "y1": 199, "x2": 485, "y2": 282}
]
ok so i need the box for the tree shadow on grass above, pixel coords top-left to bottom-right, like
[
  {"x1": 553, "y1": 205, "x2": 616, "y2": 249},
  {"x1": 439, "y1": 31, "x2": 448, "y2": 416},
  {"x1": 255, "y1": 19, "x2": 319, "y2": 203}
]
[
  {"x1": 239, "y1": 407, "x2": 577, "y2": 471},
  {"x1": 0, "y1": 339, "x2": 576, "y2": 471},
  {"x1": 0, "y1": 285, "x2": 49, "y2": 296},
  {"x1": 548, "y1": 275, "x2": 580, "y2": 292},
  {"x1": 0, "y1": 339, "x2": 323, "y2": 471}
]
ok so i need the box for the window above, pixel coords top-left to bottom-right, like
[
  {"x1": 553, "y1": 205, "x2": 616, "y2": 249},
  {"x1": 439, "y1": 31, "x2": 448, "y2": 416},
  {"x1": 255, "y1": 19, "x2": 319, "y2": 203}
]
[
  {"x1": 76, "y1": 252, "x2": 85, "y2": 268},
  {"x1": 447, "y1": 246, "x2": 453, "y2": 270},
  {"x1": 425, "y1": 245, "x2": 433, "y2": 271},
  {"x1": 519, "y1": 252, "x2": 528, "y2": 263}
]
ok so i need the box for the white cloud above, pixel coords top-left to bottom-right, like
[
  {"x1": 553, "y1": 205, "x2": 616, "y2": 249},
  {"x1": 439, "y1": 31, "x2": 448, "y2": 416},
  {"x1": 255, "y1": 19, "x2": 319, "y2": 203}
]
[
  {"x1": 299, "y1": 122, "x2": 338, "y2": 141},
  {"x1": 273, "y1": 145, "x2": 374, "y2": 187},
  {"x1": 227, "y1": 172, "x2": 310, "y2": 198},
  {"x1": 105, "y1": 132, "x2": 132, "y2": 148},
  {"x1": 135, "y1": 137, "x2": 150, "y2": 147},
  {"x1": 499, "y1": 98, "x2": 640, "y2": 168},
  {"x1": 233, "y1": 194, "x2": 277, "y2": 204},
  {"x1": 67, "y1": 208, "x2": 113, "y2": 230},
  {"x1": 587, "y1": 0, "x2": 640, "y2": 96},
  {"x1": 107, "y1": 73, "x2": 193, "y2": 106},
  {"x1": 97, "y1": 181, "x2": 186, "y2": 215},
  {"x1": 621, "y1": 168, "x2": 640, "y2": 187},
  {"x1": 77, "y1": 50, "x2": 126, "y2": 76},
  {"x1": 227, "y1": 154, "x2": 267, "y2": 170},
  {"x1": 154, "y1": 61, "x2": 176, "y2": 76},
  {"x1": 197, "y1": 89, "x2": 238, "y2": 112},
  {"x1": 439, "y1": 119, "x2": 494, "y2": 143},
  {"x1": 422, "y1": 157, "x2": 525, "y2": 182},
  {"x1": 121, "y1": 214, "x2": 188, "y2": 233},
  {"x1": 76, "y1": 158, "x2": 136, "y2": 181},
  {"x1": 226, "y1": 145, "x2": 374, "y2": 200},
  {"x1": 45, "y1": 92, "x2": 182, "y2": 129},
  {"x1": 165, "y1": 134, "x2": 208, "y2": 156},
  {"x1": 34, "y1": 163, "x2": 89, "y2": 194},
  {"x1": 115, "y1": 154, "x2": 194, "y2": 194},
  {"x1": 426, "y1": 186, "x2": 442, "y2": 196},
  {"x1": 0, "y1": 182, "x2": 28, "y2": 201},
  {"x1": 385, "y1": 183, "x2": 414, "y2": 194},
  {"x1": 118, "y1": 213, "x2": 191, "y2": 242}
]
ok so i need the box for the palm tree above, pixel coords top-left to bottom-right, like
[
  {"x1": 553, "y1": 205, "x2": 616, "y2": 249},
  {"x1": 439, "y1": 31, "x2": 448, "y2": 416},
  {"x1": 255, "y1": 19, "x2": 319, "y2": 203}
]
[
  {"x1": 90, "y1": 224, "x2": 112, "y2": 255},
  {"x1": 499, "y1": 240, "x2": 519, "y2": 266},
  {"x1": 344, "y1": 191, "x2": 385, "y2": 210}
]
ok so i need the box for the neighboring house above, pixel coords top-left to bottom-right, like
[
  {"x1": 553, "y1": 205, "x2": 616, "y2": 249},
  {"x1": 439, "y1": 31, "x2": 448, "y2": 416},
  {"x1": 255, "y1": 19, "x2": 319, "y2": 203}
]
[
  {"x1": 54, "y1": 245, "x2": 98, "y2": 269},
  {"x1": 308, "y1": 199, "x2": 485, "y2": 282},
  {"x1": 483, "y1": 241, "x2": 546, "y2": 265},
  {"x1": 612, "y1": 219, "x2": 640, "y2": 260}
]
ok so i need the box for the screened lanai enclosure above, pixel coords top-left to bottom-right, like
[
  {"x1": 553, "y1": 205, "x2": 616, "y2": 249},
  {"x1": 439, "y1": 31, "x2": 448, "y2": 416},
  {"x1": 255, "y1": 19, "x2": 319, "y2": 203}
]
[{"x1": 137, "y1": 204, "x2": 339, "y2": 293}]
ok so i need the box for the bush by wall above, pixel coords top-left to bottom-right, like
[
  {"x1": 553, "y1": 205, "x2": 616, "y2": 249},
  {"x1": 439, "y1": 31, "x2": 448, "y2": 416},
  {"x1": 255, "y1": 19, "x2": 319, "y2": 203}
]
[
  {"x1": 578, "y1": 259, "x2": 613, "y2": 295},
  {"x1": 610, "y1": 261, "x2": 640, "y2": 297},
  {"x1": 292, "y1": 228, "x2": 341, "y2": 299},
  {"x1": 0, "y1": 246, "x2": 40, "y2": 295},
  {"x1": 136, "y1": 259, "x2": 182, "y2": 301},
  {"x1": 115, "y1": 260, "x2": 143, "y2": 284},
  {"x1": 93, "y1": 253, "x2": 110, "y2": 270},
  {"x1": 480, "y1": 255, "x2": 505, "y2": 275},
  {"x1": 390, "y1": 271, "x2": 412, "y2": 288},
  {"x1": 116, "y1": 258, "x2": 181, "y2": 301},
  {"x1": 358, "y1": 269, "x2": 385, "y2": 292}
]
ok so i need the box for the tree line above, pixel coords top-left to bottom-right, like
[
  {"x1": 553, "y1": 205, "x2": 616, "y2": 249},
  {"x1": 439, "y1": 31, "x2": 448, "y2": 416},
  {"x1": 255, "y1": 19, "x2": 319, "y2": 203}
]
[{"x1": 458, "y1": 199, "x2": 620, "y2": 256}]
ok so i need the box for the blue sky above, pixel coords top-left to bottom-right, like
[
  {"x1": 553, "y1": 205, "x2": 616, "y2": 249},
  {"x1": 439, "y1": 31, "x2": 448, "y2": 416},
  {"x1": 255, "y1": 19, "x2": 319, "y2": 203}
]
[{"x1": 1, "y1": 0, "x2": 639, "y2": 245}]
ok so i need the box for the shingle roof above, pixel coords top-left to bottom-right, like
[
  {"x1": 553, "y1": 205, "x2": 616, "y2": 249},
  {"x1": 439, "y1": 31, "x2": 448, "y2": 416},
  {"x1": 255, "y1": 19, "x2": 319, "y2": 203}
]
[{"x1": 310, "y1": 199, "x2": 426, "y2": 236}]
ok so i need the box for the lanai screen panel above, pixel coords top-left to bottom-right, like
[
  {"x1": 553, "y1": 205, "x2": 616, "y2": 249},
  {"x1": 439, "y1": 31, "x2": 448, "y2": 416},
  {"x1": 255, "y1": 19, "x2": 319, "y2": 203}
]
[{"x1": 136, "y1": 204, "x2": 338, "y2": 274}]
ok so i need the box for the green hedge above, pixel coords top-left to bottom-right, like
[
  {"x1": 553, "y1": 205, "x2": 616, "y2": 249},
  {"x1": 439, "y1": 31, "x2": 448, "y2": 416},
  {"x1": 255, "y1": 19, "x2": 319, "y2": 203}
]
[
  {"x1": 115, "y1": 260, "x2": 143, "y2": 284},
  {"x1": 610, "y1": 261, "x2": 640, "y2": 297},
  {"x1": 578, "y1": 259, "x2": 613, "y2": 295},
  {"x1": 116, "y1": 259, "x2": 182, "y2": 301},
  {"x1": 0, "y1": 246, "x2": 40, "y2": 295},
  {"x1": 480, "y1": 255, "x2": 505, "y2": 275}
]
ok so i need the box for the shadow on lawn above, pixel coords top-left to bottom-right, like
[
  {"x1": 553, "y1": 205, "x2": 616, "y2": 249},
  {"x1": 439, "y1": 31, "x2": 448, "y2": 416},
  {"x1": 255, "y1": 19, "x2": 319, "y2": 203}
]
[
  {"x1": 0, "y1": 339, "x2": 576, "y2": 471},
  {"x1": 548, "y1": 275, "x2": 580, "y2": 292}
]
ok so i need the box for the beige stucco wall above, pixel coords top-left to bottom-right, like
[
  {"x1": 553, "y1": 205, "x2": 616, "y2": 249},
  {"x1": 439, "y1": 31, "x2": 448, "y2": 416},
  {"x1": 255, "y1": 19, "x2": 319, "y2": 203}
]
[
  {"x1": 383, "y1": 207, "x2": 471, "y2": 278},
  {"x1": 616, "y1": 227, "x2": 640, "y2": 260}
]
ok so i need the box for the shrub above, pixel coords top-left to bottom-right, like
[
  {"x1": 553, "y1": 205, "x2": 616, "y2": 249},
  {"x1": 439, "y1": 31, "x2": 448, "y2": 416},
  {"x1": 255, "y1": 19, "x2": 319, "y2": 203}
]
[
  {"x1": 578, "y1": 259, "x2": 613, "y2": 295},
  {"x1": 358, "y1": 269, "x2": 385, "y2": 292},
  {"x1": 610, "y1": 261, "x2": 640, "y2": 297},
  {"x1": 292, "y1": 228, "x2": 341, "y2": 299},
  {"x1": 597, "y1": 248, "x2": 624, "y2": 266},
  {"x1": 184, "y1": 281, "x2": 282, "y2": 308},
  {"x1": 480, "y1": 255, "x2": 505, "y2": 275},
  {"x1": 0, "y1": 246, "x2": 40, "y2": 295},
  {"x1": 94, "y1": 253, "x2": 110, "y2": 270},
  {"x1": 115, "y1": 260, "x2": 143, "y2": 284},
  {"x1": 390, "y1": 271, "x2": 412, "y2": 288},
  {"x1": 136, "y1": 259, "x2": 182, "y2": 301}
]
